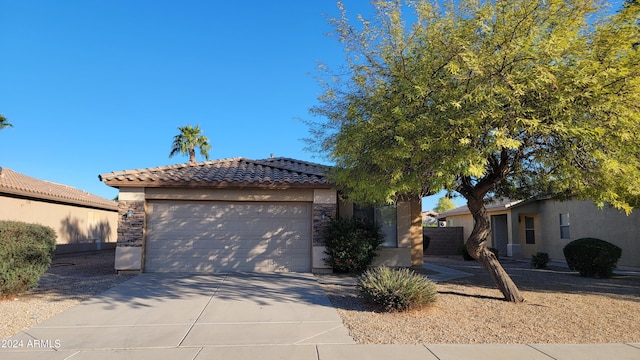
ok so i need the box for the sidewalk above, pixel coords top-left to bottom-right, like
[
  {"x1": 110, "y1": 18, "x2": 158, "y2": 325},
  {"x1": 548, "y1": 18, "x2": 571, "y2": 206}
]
[
  {"x1": 317, "y1": 343, "x2": 640, "y2": 360},
  {"x1": 3, "y1": 340, "x2": 639, "y2": 359}
]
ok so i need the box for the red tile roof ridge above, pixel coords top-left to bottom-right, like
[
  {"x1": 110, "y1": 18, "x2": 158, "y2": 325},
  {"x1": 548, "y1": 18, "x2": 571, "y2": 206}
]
[{"x1": 254, "y1": 157, "x2": 330, "y2": 176}]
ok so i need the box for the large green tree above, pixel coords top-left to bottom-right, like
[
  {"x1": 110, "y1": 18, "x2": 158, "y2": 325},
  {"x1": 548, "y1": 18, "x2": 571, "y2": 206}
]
[
  {"x1": 434, "y1": 197, "x2": 456, "y2": 214},
  {"x1": 310, "y1": 0, "x2": 640, "y2": 302},
  {"x1": 169, "y1": 124, "x2": 211, "y2": 164},
  {"x1": 0, "y1": 114, "x2": 12, "y2": 130}
]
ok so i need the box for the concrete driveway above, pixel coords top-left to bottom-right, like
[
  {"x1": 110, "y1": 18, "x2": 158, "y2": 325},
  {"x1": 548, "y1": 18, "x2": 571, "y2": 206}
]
[{"x1": 2, "y1": 273, "x2": 354, "y2": 359}]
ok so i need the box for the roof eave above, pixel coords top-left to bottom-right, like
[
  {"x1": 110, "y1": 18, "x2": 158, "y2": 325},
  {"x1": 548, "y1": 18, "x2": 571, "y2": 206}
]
[
  {"x1": 0, "y1": 188, "x2": 119, "y2": 211},
  {"x1": 102, "y1": 180, "x2": 334, "y2": 190}
]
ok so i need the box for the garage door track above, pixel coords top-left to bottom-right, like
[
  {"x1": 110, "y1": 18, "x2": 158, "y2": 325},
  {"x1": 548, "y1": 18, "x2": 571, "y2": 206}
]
[{"x1": 4, "y1": 273, "x2": 354, "y2": 359}]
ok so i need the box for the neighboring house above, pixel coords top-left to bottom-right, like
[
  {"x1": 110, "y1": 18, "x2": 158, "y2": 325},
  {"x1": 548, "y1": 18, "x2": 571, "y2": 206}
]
[
  {"x1": 99, "y1": 157, "x2": 423, "y2": 273},
  {"x1": 422, "y1": 211, "x2": 438, "y2": 227},
  {"x1": 438, "y1": 197, "x2": 640, "y2": 268},
  {"x1": 0, "y1": 167, "x2": 118, "y2": 253}
]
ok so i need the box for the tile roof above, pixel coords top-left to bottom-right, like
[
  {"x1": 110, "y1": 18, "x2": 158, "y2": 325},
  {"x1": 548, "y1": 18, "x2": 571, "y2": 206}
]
[
  {"x1": 438, "y1": 197, "x2": 524, "y2": 218},
  {"x1": 99, "y1": 157, "x2": 332, "y2": 189},
  {"x1": 0, "y1": 167, "x2": 118, "y2": 211}
]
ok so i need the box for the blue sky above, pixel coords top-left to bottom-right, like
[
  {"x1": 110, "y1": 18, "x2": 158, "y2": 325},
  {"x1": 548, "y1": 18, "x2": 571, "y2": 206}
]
[{"x1": 0, "y1": 1, "x2": 625, "y2": 211}]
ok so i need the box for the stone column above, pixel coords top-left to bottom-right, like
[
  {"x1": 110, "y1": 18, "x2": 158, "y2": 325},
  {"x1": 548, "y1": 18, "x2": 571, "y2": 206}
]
[
  {"x1": 114, "y1": 188, "x2": 145, "y2": 273},
  {"x1": 311, "y1": 189, "x2": 337, "y2": 272}
]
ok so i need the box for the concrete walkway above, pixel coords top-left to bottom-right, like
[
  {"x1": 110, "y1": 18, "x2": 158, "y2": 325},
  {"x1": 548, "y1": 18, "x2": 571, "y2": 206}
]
[
  {"x1": 2, "y1": 272, "x2": 639, "y2": 360},
  {"x1": 422, "y1": 262, "x2": 474, "y2": 282}
]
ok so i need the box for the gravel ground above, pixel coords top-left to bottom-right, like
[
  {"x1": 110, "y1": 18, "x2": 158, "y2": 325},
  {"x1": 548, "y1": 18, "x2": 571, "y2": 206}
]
[
  {"x1": 318, "y1": 256, "x2": 640, "y2": 344},
  {"x1": 2, "y1": 252, "x2": 638, "y2": 344},
  {"x1": 0, "y1": 249, "x2": 135, "y2": 339}
]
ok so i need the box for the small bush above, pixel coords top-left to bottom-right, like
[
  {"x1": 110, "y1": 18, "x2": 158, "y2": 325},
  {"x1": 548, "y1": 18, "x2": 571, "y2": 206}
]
[
  {"x1": 358, "y1": 266, "x2": 437, "y2": 312},
  {"x1": 563, "y1": 238, "x2": 621, "y2": 278},
  {"x1": 458, "y1": 244, "x2": 474, "y2": 261},
  {"x1": 531, "y1": 252, "x2": 550, "y2": 269},
  {"x1": 0, "y1": 221, "x2": 56, "y2": 297},
  {"x1": 458, "y1": 244, "x2": 499, "y2": 261},
  {"x1": 323, "y1": 216, "x2": 384, "y2": 273}
]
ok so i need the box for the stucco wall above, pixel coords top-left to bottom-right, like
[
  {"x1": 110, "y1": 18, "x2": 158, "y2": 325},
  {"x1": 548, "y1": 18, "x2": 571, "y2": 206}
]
[
  {"x1": 0, "y1": 195, "x2": 117, "y2": 253},
  {"x1": 445, "y1": 214, "x2": 475, "y2": 244},
  {"x1": 531, "y1": 200, "x2": 640, "y2": 268}
]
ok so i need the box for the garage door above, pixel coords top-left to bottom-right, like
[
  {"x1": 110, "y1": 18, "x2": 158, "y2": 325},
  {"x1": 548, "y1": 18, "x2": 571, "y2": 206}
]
[{"x1": 145, "y1": 201, "x2": 311, "y2": 272}]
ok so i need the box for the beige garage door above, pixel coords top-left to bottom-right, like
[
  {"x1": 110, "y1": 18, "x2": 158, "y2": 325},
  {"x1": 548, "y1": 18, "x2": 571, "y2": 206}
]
[{"x1": 145, "y1": 201, "x2": 312, "y2": 272}]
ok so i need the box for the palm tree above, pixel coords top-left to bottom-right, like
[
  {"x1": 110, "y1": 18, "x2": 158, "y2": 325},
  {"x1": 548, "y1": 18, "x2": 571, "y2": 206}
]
[
  {"x1": 169, "y1": 124, "x2": 211, "y2": 164},
  {"x1": 0, "y1": 114, "x2": 12, "y2": 130}
]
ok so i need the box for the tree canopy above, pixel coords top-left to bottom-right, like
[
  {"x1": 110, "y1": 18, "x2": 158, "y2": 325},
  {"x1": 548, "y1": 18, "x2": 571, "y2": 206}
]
[
  {"x1": 0, "y1": 114, "x2": 12, "y2": 131},
  {"x1": 310, "y1": 0, "x2": 640, "y2": 301},
  {"x1": 169, "y1": 124, "x2": 211, "y2": 164},
  {"x1": 434, "y1": 197, "x2": 457, "y2": 213}
]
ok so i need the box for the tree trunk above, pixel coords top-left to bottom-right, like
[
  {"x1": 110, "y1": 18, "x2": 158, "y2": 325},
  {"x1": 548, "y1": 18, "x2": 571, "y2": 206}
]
[
  {"x1": 189, "y1": 147, "x2": 196, "y2": 164},
  {"x1": 466, "y1": 197, "x2": 525, "y2": 303}
]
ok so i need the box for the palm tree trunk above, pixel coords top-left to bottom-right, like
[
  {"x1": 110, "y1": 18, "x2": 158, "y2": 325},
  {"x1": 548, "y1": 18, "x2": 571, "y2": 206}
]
[{"x1": 189, "y1": 147, "x2": 196, "y2": 164}]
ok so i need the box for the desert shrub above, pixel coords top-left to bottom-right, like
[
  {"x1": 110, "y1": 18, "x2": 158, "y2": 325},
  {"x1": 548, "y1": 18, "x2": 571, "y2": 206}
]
[
  {"x1": 323, "y1": 216, "x2": 384, "y2": 273},
  {"x1": 0, "y1": 220, "x2": 56, "y2": 297},
  {"x1": 358, "y1": 266, "x2": 437, "y2": 312},
  {"x1": 458, "y1": 244, "x2": 499, "y2": 261},
  {"x1": 563, "y1": 238, "x2": 621, "y2": 278},
  {"x1": 531, "y1": 252, "x2": 550, "y2": 269}
]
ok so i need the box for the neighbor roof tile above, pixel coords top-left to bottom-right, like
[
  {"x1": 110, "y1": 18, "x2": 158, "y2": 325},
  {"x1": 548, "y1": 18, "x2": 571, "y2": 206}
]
[{"x1": 0, "y1": 167, "x2": 118, "y2": 210}]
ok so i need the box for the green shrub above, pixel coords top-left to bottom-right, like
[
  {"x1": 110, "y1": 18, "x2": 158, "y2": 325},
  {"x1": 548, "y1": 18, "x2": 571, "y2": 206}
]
[
  {"x1": 531, "y1": 252, "x2": 550, "y2": 269},
  {"x1": 323, "y1": 216, "x2": 384, "y2": 273},
  {"x1": 0, "y1": 220, "x2": 56, "y2": 297},
  {"x1": 358, "y1": 266, "x2": 437, "y2": 312},
  {"x1": 458, "y1": 244, "x2": 474, "y2": 261},
  {"x1": 458, "y1": 244, "x2": 499, "y2": 261},
  {"x1": 563, "y1": 238, "x2": 621, "y2": 278}
]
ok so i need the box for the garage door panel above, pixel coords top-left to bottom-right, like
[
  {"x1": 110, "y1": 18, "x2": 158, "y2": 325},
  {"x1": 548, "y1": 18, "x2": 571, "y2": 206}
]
[{"x1": 146, "y1": 201, "x2": 311, "y2": 272}]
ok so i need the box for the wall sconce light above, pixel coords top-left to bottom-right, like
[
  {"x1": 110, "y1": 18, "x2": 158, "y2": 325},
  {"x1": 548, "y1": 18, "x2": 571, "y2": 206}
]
[
  {"x1": 321, "y1": 210, "x2": 327, "y2": 220},
  {"x1": 124, "y1": 210, "x2": 134, "y2": 219}
]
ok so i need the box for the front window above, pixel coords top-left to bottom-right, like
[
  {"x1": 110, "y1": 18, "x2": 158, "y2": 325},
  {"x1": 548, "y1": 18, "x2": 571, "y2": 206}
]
[
  {"x1": 525, "y1": 216, "x2": 535, "y2": 244},
  {"x1": 354, "y1": 204, "x2": 398, "y2": 247},
  {"x1": 559, "y1": 213, "x2": 570, "y2": 239}
]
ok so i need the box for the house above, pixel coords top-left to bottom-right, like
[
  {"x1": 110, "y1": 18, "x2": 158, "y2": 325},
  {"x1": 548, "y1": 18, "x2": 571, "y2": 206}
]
[
  {"x1": 99, "y1": 157, "x2": 423, "y2": 273},
  {"x1": 422, "y1": 211, "x2": 439, "y2": 227},
  {"x1": 438, "y1": 197, "x2": 640, "y2": 268},
  {"x1": 0, "y1": 167, "x2": 118, "y2": 253}
]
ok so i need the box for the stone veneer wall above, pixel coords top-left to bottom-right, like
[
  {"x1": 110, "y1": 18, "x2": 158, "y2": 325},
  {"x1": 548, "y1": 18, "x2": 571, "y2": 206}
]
[{"x1": 117, "y1": 200, "x2": 144, "y2": 247}]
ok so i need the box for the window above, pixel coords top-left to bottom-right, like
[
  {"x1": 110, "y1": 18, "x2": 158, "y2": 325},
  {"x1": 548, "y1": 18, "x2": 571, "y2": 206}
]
[
  {"x1": 559, "y1": 213, "x2": 570, "y2": 239},
  {"x1": 354, "y1": 204, "x2": 398, "y2": 247},
  {"x1": 525, "y1": 216, "x2": 535, "y2": 244},
  {"x1": 375, "y1": 205, "x2": 398, "y2": 247}
]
